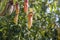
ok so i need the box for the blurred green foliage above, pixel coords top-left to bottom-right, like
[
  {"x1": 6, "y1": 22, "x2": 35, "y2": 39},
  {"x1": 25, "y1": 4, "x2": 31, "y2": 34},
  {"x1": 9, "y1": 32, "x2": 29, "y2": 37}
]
[{"x1": 0, "y1": 0, "x2": 60, "y2": 40}]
